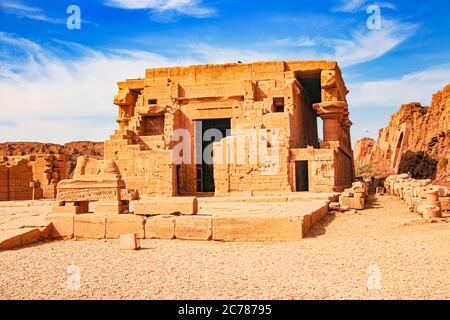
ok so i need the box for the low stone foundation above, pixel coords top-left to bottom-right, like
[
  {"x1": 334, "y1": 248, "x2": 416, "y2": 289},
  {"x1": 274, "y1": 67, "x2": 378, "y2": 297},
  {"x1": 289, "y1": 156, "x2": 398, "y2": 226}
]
[
  {"x1": 0, "y1": 226, "x2": 51, "y2": 251},
  {"x1": 45, "y1": 195, "x2": 332, "y2": 242}
]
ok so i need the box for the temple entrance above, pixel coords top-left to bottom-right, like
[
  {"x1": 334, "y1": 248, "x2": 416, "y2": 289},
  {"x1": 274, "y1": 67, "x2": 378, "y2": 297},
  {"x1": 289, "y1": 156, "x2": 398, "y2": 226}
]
[
  {"x1": 195, "y1": 118, "x2": 231, "y2": 193},
  {"x1": 295, "y1": 161, "x2": 309, "y2": 191}
]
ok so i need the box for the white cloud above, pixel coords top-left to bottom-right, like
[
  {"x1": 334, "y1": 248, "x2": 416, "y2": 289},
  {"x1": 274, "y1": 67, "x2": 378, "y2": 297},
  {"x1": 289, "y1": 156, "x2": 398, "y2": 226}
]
[
  {"x1": 296, "y1": 37, "x2": 318, "y2": 47},
  {"x1": 0, "y1": 16, "x2": 419, "y2": 143},
  {"x1": 331, "y1": 20, "x2": 418, "y2": 67},
  {"x1": 105, "y1": 0, "x2": 215, "y2": 18},
  {"x1": 334, "y1": 0, "x2": 366, "y2": 13},
  {"x1": 0, "y1": 33, "x2": 199, "y2": 143},
  {"x1": 334, "y1": 0, "x2": 396, "y2": 13},
  {"x1": 0, "y1": 0, "x2": 65, "y2": 24},
  {"x1": 348, "y1": 67, "x2": 450, "y2": 108},
  {"x1": 187, "y1": 20, "x2": 417, "y2": 68}
]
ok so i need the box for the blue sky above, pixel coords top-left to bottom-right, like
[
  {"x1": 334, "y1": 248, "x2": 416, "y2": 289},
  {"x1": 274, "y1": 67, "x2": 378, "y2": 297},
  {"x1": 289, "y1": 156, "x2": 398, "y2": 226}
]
[{"x1": 0, "y1": 0, "x2": 449, "y2": 144}]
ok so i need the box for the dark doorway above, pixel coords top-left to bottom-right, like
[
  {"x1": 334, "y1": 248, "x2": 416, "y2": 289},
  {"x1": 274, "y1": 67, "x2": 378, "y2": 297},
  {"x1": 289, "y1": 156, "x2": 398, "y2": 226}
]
[
  {"x1": 196, "y1": 118, "x2": 231, "y2": 193},
  {"x1": 295, "y1": 161, "x2": 309, "y2": 191}
]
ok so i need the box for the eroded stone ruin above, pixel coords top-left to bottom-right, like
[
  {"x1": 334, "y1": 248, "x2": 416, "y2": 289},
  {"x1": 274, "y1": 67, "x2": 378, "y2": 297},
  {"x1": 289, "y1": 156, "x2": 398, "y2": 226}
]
[
  {"x1": 106, "y1": 60, "x2": 355, "y2": 196},
  {"x1": 384, "y1": 174, "x2": 450, "y2": 222},
  {"x1": 47, "y1": 60, "x2": 356, "y2": 242},
  {"x1": 0, "y1": 154, "x2": 66, "y2": 201}
]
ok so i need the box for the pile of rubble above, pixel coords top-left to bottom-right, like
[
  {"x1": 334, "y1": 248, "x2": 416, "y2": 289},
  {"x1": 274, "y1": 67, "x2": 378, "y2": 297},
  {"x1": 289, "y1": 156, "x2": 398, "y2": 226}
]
[
  {"x1": 328, "y1": 181, "x2": 370, "y2": 213},
  {"x1": 385, "y1": 173, "x2": 450, "y2": 221}
]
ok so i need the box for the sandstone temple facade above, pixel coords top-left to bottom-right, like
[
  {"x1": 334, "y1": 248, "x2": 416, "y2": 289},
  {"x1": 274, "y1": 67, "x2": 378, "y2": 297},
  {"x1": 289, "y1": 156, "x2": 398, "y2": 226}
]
[{"x1": 106, "y1": 60, "x2": 355, "y2": 197}]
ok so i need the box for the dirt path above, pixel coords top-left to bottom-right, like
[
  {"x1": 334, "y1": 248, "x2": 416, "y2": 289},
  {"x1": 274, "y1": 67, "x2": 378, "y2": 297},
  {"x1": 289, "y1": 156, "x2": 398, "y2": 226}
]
[{"x1": 0, "y1": 195, "x2": 449, "y2": 300}]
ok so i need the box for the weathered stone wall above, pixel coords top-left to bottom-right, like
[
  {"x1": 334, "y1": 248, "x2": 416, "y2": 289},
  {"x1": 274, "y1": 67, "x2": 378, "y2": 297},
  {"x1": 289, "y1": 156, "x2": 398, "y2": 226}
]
[
  {"x1": 354, "y1": 84, "x2": 450, "y2": 184},
  {"x1": 0, "y1": 141, "x2": 104, "y2": 178},
  {"x1": 104, "y1": 139, "x2": 175, "y2": 196},
  {"x1": 0, "y1": 154, "x2": 67, "y2": 201},
  {"x1": 107, "y1": 60, "x2": 354, "y2": 196},
  {"x1": 0, "y1": 158, "x2": 37, "y2": 201}
]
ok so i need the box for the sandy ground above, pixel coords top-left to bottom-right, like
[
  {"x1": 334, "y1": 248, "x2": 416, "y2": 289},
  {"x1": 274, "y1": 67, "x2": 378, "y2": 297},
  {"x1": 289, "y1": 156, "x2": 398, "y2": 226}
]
[{"x1": 0, "y1": 195, "x2": 449, "y2": 300}]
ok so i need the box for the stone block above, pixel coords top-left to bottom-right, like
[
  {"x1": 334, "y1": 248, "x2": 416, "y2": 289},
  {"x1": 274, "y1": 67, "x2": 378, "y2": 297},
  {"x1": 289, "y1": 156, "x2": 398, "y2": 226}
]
[
  {"x1": 95, "y1": 201, "x2": 128, "y2": 215},
  {"x1": 175, "y1": 216, "x2": 212, "y2": 241},
  {"x1": 74, "y1": 215, "x2": 106, "y2": 239},
  {"x1": 135, "y1": 197, "x2": 198, "y2": 216},
  {"x1": 105, "y1": 214, "x2": 145, "y2": 239},
  {"x1": 20, "y1": 228, "x2": 41, "y2": 245},
  {"x1": 439, "y1": 197, "x2": 450, "y2": 211},
  {"x1": 145, "y1": 216, "x2": 176, "y2": 239},
  {"x1": 353, "y1": 192, "x2": 365, "y2": 199},
  {"x1": 311, "y1": 206, "x2": 328, "y2": 224},
  {"x1": 0, "y1": 230, "x2": 22, "y2": 250},
  {"x1": 45, "y1": 214, "x2": 74, "y2": 238},
  {"x1": 119, "y1": 234, "x2": 139, "y2": 250},
  {"x1": 212, "y1": 215, "x2": 303, "y2": 242},
  {"x1": 52, "y1": 204, "x2": 84, "y2": 215},
  {"x1": 339, "y1": 196, "x2": 365, "y2": 210},
  {"x1": 301, "y1": 214, "x2": 312, "y2": 236},
  {"x1": 39, "y1": 224, "x2": 53, "y2": 239}
]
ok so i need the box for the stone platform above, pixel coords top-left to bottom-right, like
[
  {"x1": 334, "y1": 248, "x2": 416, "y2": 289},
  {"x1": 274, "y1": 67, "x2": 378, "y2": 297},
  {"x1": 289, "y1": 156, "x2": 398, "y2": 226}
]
[
  {"x1": 0, "y1": 200, "x2": 54, "y2": 250},
  {"x1": 46, "y1": 194, "x2": 334, "y2": 243}
]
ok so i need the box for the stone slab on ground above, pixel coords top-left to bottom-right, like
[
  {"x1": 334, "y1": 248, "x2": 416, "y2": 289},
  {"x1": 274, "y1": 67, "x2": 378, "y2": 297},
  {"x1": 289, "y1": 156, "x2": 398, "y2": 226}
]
[
  {"x1": 134, "y1": 197, "x2": 198, "y2": 216},
  {"x1": 119, "y1": 234, "x2": 139, "y2": 250},
  {"x1": 339, "y1": 196, "x2": 365, "y2": 210},
  {"x1": 74, "y1": 215, "x2": 106, "y2": 239},
  {"x1": 175, "y1": 215, "x2": 212, "y2": 241},
  {"x1": 45, "y1": 214, "x2": 74, "y2": 238},
  {"x1": 105, "y1": 215, "x2": 145, "y2": 239},
  {"x1": 0, "y1": 227, "x2": 44, "y2": 251},
  {"x1": 145, "y1": 216, "x2": 176, "y2": 240},
  {"x1": 212, "y1": 215, "x2": 304, "y2": 242},
  {"x1": 0, "y1": 200, "x2": 53, "y2": 250}
]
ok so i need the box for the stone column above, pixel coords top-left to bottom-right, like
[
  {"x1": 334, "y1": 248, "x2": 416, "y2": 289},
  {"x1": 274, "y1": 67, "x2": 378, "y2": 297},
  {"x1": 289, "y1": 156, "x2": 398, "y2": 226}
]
[{"x1": 313, "y1": 101, "x2": 347, "y2": 144}]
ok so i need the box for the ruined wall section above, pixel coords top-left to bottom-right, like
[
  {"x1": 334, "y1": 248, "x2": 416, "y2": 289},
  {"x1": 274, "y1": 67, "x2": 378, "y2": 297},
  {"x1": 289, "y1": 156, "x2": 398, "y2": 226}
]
[
  {"x1": 0, "y1": 154, "x2": 66, "y2": 201},
  {"x1": 213, "y1": 130, "x2": 291, "y2": 196},
  {"x1": 107, "y1": 61, "x2": 354, "y2": 196}
]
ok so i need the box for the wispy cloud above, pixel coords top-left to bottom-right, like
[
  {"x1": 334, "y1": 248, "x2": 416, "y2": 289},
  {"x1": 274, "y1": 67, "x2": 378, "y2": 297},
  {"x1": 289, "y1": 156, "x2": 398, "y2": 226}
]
[
  {"x1": 348, "y1": 66, "x2": 450, "y2": 108},
  {"x1": 330, "y1": 20, "x2": 418, "y2": 67},
  {"x1": 0, "y1": 0, "x2": 65, "y2": 24},
  {"x1": 334, "y1": 0, "x2": 396, "y2": 13},
  {"x1": 0, "y1": 33, "x2": 199, "y2": 143},
  {"x1": 104, "y1": 0, "x2": 216, "y2": 19},
  {"x1": 0, "y1": 14, "x2": 419, "y2": 142},
  {"x1": 187, "y1": 19, "x2": 418, "y2": 68}
]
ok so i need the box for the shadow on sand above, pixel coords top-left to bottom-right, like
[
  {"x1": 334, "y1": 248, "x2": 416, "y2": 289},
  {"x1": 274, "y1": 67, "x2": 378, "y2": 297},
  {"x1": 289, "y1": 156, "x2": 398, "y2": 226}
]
[{"x1": 304, "y1": 213, "x2": 336, "y2": 238}]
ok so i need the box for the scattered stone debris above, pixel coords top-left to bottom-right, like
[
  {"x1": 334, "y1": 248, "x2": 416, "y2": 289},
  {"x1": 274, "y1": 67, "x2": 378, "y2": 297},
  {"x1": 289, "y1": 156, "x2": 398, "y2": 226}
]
[{"x1": 385, "y1": 174, "x2": 450, "y2": 223}]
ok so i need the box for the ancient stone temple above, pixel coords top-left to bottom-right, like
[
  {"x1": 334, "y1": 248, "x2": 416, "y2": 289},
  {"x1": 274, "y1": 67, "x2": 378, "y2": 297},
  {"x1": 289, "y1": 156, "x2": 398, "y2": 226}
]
[{"x1": 106, "y1": 60, "x2": 355, "y2": 196}]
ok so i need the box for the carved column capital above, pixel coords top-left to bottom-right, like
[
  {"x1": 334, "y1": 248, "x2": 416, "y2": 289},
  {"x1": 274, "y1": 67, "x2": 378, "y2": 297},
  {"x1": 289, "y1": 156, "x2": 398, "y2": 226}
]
[{"x1": 313, "y1": 101, "x2": 347, "y2": 120}]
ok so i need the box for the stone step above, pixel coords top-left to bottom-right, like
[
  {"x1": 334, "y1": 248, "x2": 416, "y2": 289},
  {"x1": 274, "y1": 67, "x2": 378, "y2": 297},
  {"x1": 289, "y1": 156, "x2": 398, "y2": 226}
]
[{"x1": 0, "y1": 225, "x2": 51, "y2": 251}]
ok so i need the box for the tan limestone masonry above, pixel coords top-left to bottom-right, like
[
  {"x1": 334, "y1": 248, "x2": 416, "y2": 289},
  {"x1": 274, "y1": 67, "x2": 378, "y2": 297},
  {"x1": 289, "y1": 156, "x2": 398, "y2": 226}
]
[{"x1": 41, "y1": 60, "x2": 356, "y2": 243}]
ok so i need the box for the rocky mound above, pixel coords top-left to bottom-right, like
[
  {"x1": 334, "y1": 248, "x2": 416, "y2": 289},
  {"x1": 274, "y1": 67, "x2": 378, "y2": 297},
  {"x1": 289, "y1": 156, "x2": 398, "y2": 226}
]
[
  {"x1": 354, "y1": 84, "x2": 450, "y2": 184},
  {"x1": 0, "y1": 141, "x2": 104, "y2": 178}
]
